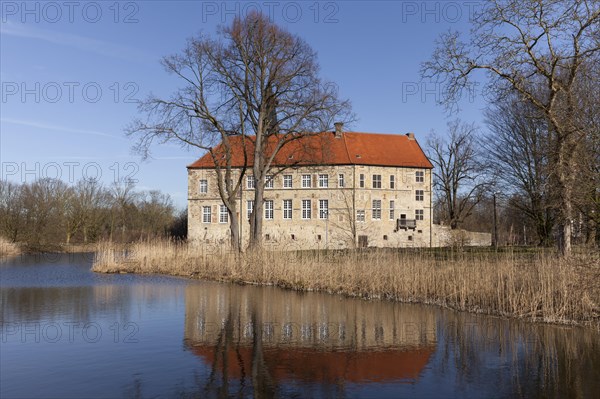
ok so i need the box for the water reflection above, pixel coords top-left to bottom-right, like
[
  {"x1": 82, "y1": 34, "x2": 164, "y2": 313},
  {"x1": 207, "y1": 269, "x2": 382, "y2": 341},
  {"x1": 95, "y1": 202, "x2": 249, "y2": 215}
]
[
  {"x1": 183, "y1": 283, "x2": 600, "y2": 398},
  {"x1": 184, "y1": 284, "x2": 437, "y2": 397},
  {"x1": 1, "y1": 255, "x2": 598, "y2": 398}
]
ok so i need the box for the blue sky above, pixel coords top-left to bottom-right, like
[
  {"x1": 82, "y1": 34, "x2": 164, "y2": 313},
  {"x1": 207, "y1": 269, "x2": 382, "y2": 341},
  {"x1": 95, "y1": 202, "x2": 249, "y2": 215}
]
[{"x1": 1, "y1": 1, "x2": 488, "y2": 209}]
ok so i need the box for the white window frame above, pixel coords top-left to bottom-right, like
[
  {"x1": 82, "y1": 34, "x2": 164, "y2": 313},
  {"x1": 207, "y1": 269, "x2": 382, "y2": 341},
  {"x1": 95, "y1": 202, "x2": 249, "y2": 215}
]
[
  {"x1": 302, "y1": 174, "x2": 312, "y2": 188},
  {"x1": 356, "y1": 210, "x2": 365, "y2": 222},
  {"x1": 247, "y1": 200, "x2": 254, "y2": 220},
  {"x1": 264, "y1": 200, "x2": 274, "y2": 220},
  {"x1": 202, "y1": 206, "x2": 212, "y2": 223},
  {"x1": 338, "y1": 173, "x2": 345, "y2": 188},
  {"x1": 389, "y1": 200, "x2": 395, "y2": 220},
  {"x1": 416, "y1": 171, "x2": 424, "y2": 183},
  {"x1": 199, "y1": 179, "x2": 208, "y2": 194},
  {"x1": 265, "y1": 175, "x2": 274, "y2": 189},
  {"x1": 319, "y1": 199, "x2": 329, "y2": 219},
  {"x1": 359, "y1": 174, "x2": 365, "y2": 188},
  {"x1": 302, "y1": 199, "x2": 312, "y2": 219},
  {"x1": 372, "y1": 199, "x2": 381, "y2": 220},
  {"x1": 283, "y1": 199, "x2": 292, "y2": 220},
  {"x1": 219, "y1": 205, "x2": 228, "y2": 224},
  {"x1": 390, "y1": 175, "x2": 395, "y2": 189},
  {"x1": 416, "y1": 190, "x2": 424, "y2": 201},
  {"x1": 372, "y1": 174, "x2": 382, "y2": 189},
  {"x1": 318, "y1": 174, "x2": 329, "y2": 188},
  {"x1": 246, "y1": 176, "x2": 255, "y2": 189},
  {"x1": 416, "y1": 209, "x2": 424, "y2": 221},
  {"x1": 283, "y1": 175, "x2": 293, "y2": 188}
]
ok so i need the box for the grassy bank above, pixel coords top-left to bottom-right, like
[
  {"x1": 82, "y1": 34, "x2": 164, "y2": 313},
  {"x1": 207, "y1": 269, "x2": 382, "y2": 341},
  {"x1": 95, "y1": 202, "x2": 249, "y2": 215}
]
[
  {"x1": 0, "y1": 237, "x2": 21, "y2": 258},
  {"x1": 93, "y1": 240, "x2": 600, "y2": 329}
]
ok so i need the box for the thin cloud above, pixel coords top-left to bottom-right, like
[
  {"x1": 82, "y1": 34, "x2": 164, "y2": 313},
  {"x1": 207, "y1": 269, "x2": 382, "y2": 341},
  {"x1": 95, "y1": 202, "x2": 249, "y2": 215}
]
[
  {"x1": 153, "y1": 156, "x2": 197, "y2": 160},
  {"x1": 1, "y1": 117, "x2": 127, "y2": 140},
  {"x1": 1, "y1": 21, "x2": 150, "y2": 61}
]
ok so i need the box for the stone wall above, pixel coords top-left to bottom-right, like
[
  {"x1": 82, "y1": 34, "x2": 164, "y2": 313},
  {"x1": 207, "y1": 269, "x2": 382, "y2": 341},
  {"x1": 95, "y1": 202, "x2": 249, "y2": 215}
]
[{"x1": 431, "y1": 224, "x2": 492, "y2": 247}]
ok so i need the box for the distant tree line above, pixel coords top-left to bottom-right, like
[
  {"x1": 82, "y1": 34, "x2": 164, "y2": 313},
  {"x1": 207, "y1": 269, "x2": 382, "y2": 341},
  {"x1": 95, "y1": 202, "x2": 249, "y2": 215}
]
[{"x1": 0, "y1": 178, "x2": 187, "y2": 250}]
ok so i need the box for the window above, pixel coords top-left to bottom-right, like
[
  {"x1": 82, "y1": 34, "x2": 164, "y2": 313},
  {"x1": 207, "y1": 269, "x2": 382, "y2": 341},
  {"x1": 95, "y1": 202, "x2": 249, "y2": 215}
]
[
  {"x1": 390, "y1": 175, "x2": 395, "y2": 189},
  {"x1": 283, "y1": 199, "x2": 292, "y2": 220},
  {"x1": 318, "y1": 174, "x2": 329, "y2": 188},
  {"x1": 356, "y1": 210, "x2": 365, "y2": 222},
  {"x1": 389, "y1": 200, "x2": 395, "y2": 220},
  {"x1": 415, "y1": 190, "x2": 424, "y2": 201},
  {"x1": 202, "y1": 206, "x2": 211, "y2": 223},
  {"x1": 302, "y1": 174, "x2": 312, "y2": 188},
  {"x1": 283, "y1": 175, "x2": 292, "y2": 188},
  {"x1": 265, "y1": 175, "x2": 274, "y2": 189},
  {"x1": 319, "y1": 199, "x2": 329, "y2": 219},
  {"x1": 416, "y1": 171, "x2": 424, "y2": 183},
  {"x1": 302, "y1": 200, "x2": 312, "y2": 219},
  {"x1": 338, "y1": 174, "x2": 345, "y2": 187},
  {"x1": 416, "y1": 209, "x2": 424, "y2": 221},
  {"x1": 246, "y1": 176, "x2": 255, "y2": 189},
  {"x1": 264, "y1": 200, "x2": 274, "y2": 220},
  {"x1": 199, "y1": 179, "x2": 208, "y2": 194},
  {"x1": 247, "y1": 200, "x2": 254, "y2": 220},
  {"x1": 219, "y1": 205, "x2": 228, "y2": 224},
  {"x1": 359, "y1": 174, "x2": 365, "y2": 188},
  {"x1": 372, "y1": 200, "x2": 381, "y2": 220},
  {"x1": 372, "y1": 174, "x2": 382, "y2": 189}
]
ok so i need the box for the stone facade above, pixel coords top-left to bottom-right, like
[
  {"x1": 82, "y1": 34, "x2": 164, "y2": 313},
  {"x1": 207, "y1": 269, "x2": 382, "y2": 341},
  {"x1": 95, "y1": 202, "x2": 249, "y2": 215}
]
[{"x1": 188, "y1": 164, "x2": 433, "y2": 249}]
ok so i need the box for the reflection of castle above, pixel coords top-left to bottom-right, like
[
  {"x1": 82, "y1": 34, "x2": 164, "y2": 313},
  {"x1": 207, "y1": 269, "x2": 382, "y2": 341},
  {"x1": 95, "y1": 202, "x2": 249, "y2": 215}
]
[{"x1": 184, "y1": 282, "x2": 437, "y2": 384}]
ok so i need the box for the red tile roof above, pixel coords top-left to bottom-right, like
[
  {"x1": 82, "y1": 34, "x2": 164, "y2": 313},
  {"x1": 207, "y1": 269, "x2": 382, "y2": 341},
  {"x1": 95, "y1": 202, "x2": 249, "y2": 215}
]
[{"x1": 187, "y1": 131, "x2": 433, "y2": 169}]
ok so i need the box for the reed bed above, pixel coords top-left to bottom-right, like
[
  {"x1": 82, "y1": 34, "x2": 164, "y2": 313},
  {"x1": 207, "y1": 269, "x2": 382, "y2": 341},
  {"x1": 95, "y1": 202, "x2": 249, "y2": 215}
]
[
  {"x1": 0, "y1": 237, "x2": 21, "y2": 258},
  {"x1": 93, "y1": 240, "x2": 600, "y2": 329}
]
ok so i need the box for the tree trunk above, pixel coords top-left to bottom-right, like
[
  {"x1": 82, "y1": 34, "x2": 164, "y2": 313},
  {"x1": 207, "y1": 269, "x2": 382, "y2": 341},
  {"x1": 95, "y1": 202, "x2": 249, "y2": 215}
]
[
  {"x1": 249, "y1": 184, "x2": 264, "y2": 251},
  {"x1": 228, "y1": 203, "x2": 241, "y2": 253}
]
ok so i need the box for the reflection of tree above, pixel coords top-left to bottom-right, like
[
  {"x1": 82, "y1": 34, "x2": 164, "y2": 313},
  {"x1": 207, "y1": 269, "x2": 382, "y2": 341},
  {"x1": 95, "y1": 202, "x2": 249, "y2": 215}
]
[
  {"x1": 250, "y1": 297, "x2": 275, "y2": 399},
  {"x1": 184, "y1": 283, "x2": 437, "y2": 397},
  {"x1": 435, "y1": 311, "x2": 600, "y2": 399}
]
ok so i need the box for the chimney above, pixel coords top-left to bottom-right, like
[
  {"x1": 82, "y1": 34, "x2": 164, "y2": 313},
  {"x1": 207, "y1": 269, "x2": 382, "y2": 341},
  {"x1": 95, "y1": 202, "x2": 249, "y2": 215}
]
[
  {"x1": 406, "y1": 132, "x2": 415, "y2": 140},
  {"x1": 334, "y1": 122, "x2": 344, "y2": 138}
]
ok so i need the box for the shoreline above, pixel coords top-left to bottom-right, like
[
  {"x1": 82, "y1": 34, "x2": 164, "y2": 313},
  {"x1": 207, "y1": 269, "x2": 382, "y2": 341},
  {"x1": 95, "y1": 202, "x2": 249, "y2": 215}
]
[{"x1": 92, "y1": 241, "x2": 600, "y2": 330}]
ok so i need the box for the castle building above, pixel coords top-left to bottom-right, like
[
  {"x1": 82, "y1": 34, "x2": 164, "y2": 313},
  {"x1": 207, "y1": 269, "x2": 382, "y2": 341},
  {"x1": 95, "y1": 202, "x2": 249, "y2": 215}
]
[{"x1": 187, "y1": 124, "x2": 434, "y2": 249}]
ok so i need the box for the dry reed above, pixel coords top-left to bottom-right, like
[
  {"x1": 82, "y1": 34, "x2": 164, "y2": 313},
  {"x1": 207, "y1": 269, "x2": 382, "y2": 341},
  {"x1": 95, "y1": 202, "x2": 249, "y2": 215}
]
[{"x1": 93, "y1": 240, "x2": 600, "y2": 329}]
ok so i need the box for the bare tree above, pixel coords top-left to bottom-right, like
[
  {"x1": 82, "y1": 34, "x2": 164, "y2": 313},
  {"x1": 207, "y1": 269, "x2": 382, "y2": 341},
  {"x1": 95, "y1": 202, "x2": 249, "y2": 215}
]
[
  {"x1": 484, "y1": 92, "x2": 555, "y2": 245},
  {"x1": 109, "y1": 179, "x2": 138, "y2": 243},
  {"x1": 128, "y1": 12, "x2": 352, "y2": 251},
  {"x1": 421, "y1": 0, "x2": 600, "y2": 255},
  {"x1": 74, "y1": 178, "x2": 108, "y2": 244},
  {"x1": 21, "y1": 178, "x2": 70, "y2": 248},
  {"x1": 0, "y1": 181, "x2": 24, "y2": 242},
  {"x1": 428, "y1": 120, "x2": 488, "y2": 229}
]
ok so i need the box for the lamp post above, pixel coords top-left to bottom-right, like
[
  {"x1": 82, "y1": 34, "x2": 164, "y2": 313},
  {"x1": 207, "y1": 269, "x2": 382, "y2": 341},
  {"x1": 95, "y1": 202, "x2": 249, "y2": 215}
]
[{"x1": 493, "y1": 192, "x2": 498, "y2": 250}]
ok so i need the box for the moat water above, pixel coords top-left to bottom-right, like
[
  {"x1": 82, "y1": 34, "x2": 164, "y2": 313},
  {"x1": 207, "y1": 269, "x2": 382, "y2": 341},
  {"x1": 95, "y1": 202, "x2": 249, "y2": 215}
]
[{"x1": 1, "y1": 253, "x2": 599, "y2": 398}]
